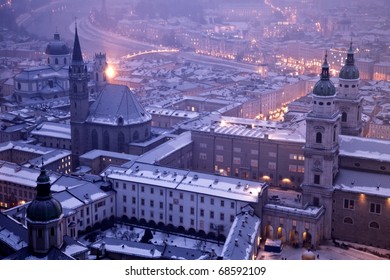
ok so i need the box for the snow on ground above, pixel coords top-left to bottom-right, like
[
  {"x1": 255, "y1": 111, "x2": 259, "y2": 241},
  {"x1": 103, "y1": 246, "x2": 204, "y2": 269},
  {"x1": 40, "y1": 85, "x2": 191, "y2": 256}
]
[
  {"x1": 80, "y1": 223, "x2": 224, "y2": 257},
  {"x1": 258, "y1": 240, "x2": 389, "y2": 260}
]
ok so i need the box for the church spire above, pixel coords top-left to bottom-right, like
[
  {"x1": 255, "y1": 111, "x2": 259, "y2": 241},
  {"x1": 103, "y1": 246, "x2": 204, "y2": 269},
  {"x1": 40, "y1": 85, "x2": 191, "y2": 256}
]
[
  {"x1": 72, "y1": 21, "x2": 83, "y2": 63},
  {"x1": 35, "y1": 159, "x2": 51, "y2": 200},
  {"x1": 320, "y1": 51, "x2": 330, "y2": 81},
  {"x1": 346, "y1": 39, "x2": 355, "y2": 66}
]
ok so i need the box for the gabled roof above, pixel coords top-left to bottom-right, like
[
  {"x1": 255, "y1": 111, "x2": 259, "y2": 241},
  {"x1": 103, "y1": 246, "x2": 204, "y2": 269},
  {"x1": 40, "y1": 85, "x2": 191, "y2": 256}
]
[
  {"x1": 86, "y1": 84, "x2": 151, "y2": 126},
  {"x1": 0, "y1": 213, "x2": 28, "y2": 252},
  {"x1": 4, "y1": 246, "x2": 74, "y2": 260}
]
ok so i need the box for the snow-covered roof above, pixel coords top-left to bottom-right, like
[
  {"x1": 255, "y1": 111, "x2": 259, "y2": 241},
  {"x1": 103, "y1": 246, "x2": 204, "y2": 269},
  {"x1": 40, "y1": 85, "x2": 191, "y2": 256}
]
[
  {"x1": 264, "y1": 204, "x2": 325, "y2": 217},
  {"x1": 80, "y1": 149, "x2": 139, "y2": 161},
  {"x1": 87, "y1": 84, "x2": 151, "y2": 126},
  {"x1": 339, "y1": 135, "x2": 390, "y2": 162},
  {"x1": 90, "y1": 237, "x2": 164, "y2": 259},
  {"x1": 0, "y1": 161, "x2": 60, "y2": 188},
  {"x1": 0, "y1": 213, "x2": 28, "y2": 251},
  {"x1": 334, "y1": 168, "x2": 390, "y2": 197},
  {"x1": 137, "y1": 132, "x2": 192, "y2": 164},
  {"x1": 194, "y1": 115, "x2": 306, "y2": 144},
  {"x1": 15, "y1": 65, "x2": 69, "y2": 82},
  {"x1": 31, "y1": 122, "x2": 71, "y2": 140},
  {"x1": 222, "y1": 207, "x2": 260, "y2": 260},
  {"x1": 104, "y1": 162, "x2": 267, "y2": 202}
]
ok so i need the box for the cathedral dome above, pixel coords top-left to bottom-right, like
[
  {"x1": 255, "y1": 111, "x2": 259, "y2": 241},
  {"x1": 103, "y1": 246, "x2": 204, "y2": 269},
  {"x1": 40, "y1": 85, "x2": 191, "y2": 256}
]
[
  {"x1": 45, "y1": 33, "x2": 70, "y2": 56},
  {"x1": 26, "y1": 197, "x2": 62, "y2": 222},
  {"x1": 339, "y1": 42, "x2": 359, "y2": 80},
  {"x1": 26, "y1": 167, "x2": 62, "y2": 222},
  {"x1": 313, "y1": 53, "x2": 336, "y2": 97}
]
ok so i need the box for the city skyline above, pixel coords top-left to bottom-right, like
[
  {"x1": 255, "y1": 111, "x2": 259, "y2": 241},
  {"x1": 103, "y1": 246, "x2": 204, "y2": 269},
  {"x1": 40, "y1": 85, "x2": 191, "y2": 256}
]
[{"x1": 0, "y1": 0, "x2": 390, "y2": 261}]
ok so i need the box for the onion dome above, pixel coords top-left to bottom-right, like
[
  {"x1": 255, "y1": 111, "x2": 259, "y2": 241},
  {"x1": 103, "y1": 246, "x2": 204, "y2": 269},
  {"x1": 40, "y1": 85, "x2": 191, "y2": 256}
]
[
  {"x1": 26, "y1": 166, "x2": 62, "y2": 222},
  {"x1": 313, "y1": 52, "x2": 336, "y2": 96},
  {"x1": 45, "y1": 33, "x2": 70, "y2": 56},
  {"x1": 339, "y1": 41, "x2": 359, "y2": 79}
]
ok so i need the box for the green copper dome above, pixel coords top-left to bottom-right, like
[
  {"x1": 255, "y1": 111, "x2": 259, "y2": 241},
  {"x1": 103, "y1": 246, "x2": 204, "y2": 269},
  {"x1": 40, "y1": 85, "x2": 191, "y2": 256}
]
[
  {"x1": 339, "y1": 41, "x2": 359, "y2": 79},
  {"x1": 26, "y1": 166, "x2": 62, "y2": 222},
  {"x1": 313, "y1": 53, "x2": 336, "y2": 96},
  {"x1": 26, "y1": 198, "x2": 62, "y2": 222}
]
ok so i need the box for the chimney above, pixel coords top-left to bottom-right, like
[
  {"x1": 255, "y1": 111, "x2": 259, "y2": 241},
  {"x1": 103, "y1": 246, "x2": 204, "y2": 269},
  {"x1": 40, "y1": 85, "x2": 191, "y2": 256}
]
[{"x1": 247, "y1": 234, "x2": 252, "y2": 244}]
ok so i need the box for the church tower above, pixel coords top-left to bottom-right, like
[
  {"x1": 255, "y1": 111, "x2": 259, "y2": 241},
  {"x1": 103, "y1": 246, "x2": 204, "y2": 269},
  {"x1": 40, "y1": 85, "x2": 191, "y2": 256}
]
[
  {"x1": 336, "y1": 41, "x2": 363, "y2": 136},
  {"x1": 69, "y1": 24, "x2": 89, "y2": 168},
  {"x1": 26, "y1": 165, "x2": 64, "y2": 255},
  {"x1": 302, "y1": 53, "x2": 341, "y2": 240},
  {"x1": 94, "y1": 52, "x2": 107, "y2": 93}
]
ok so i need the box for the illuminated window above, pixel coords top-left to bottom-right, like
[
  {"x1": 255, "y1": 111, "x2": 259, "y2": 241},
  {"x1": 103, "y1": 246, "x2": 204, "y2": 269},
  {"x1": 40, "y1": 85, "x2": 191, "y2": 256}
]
[
  {"x1": 343, "y1": 199, "x2": 355, "y2": 210},
  {"x1": 216, "y1": 155, "x2": 223, "y2": 162}
]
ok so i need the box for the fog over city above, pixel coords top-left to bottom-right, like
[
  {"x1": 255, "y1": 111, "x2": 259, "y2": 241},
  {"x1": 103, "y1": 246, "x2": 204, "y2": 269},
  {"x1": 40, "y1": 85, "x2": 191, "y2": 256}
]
[{"x1": 1, "y1": 0, "x2": 390, "y2": 262}]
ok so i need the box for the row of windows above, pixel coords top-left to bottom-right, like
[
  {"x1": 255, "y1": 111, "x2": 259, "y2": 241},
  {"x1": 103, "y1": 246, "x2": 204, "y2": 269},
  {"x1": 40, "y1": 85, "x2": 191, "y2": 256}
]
[
  {"x1": 200, "y1": 144, "x2": 282, "y2": 159},
  {"x1": 339, "y1": 84, "x2": 357, "y2": 88},
  {"x1": 123, "y1": 207, "x2": 236, "y2": 224},
  {"x1": 343, "y1": 199, "x2": 382, "y2": 214},
  {"x1": 48, "y1": 57, "x2": 67, "y2": 65},
  {"x1": 121, "y1": 191, "x2": 234, "y2": 208},
  {"x1": 353, "y1": 162, "x2": 387, "y2": 171},
  {"x1": 343, "y1": 217, "x2": 380, "y2": 229},
  {"x1": 288, "y1": 165, "x2": 305, "y2": 173}
]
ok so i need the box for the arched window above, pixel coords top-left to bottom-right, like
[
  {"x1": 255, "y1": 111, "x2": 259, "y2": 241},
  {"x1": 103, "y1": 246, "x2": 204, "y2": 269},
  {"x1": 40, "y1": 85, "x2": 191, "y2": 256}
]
[
  {"x1": 343, "y1": 217, "x2": 353, "y2": 224},
  {"x1": 55, "y1": 58, "x2": 58, "y2": 65},
  {"x1": 316, "y1": 132, "x2": 322, "y2": 144},
  {"x1": 118, "y1": 132, "x2": 125, "y2": 153},
  {"x1": 369, "y1": 221, "x2": 379, "y2": 229},
  {"x1": 342, "y1": 112, "x2": 347, "y2": 122},
  {"x1": 133, "y1": 130, "x2": 139, "y2": 141},
  {"x1": 73, "y1": 84, "x2": 77, "y2": 93},
  {"x1": 333, "y1": 125, "x2": 337, "y2": 142},
  {"x1": 17, "y1": 83, "x2": 21, "y2": 90},
  {"x1": 91, "y1": 129, "x2": 98, "y2": 149},
  {"x1": 48, "y1": 58, "x2": 50, "y2": 64},
  {"x1": 64, "y1": 58, "x2": 67, "y2": 64},
  {"x1": 95, "y1": 72, "x2": 99, "y2": 82},
  {"x1": 103, "y1": 131, "x2": 110, "y2": 150}
]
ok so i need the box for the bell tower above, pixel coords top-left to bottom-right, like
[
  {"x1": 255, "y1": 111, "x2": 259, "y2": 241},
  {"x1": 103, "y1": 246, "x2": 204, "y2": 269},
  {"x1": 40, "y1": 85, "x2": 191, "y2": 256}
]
[
  {"x1": 26, "y1": 165, "x2": 63, "y2": 255},
  {"x1": 302, "y1": 53, "x2": 341, "y2": 240},
  {"x1": 69, "y1": 23, "x2": 89, "y2": 168},
  {"x1": 94, "y1": 52, "x2": 107, "y2": 93},
  {"x1": 336, "y1": 40, "x2": 363, "y2": 136}
]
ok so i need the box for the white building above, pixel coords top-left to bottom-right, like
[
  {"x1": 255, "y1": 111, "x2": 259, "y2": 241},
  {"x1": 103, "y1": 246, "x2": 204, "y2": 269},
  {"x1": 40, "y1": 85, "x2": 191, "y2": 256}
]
[{"x1": 104, "y1": 162, "x2": 268, "y2": 239}]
